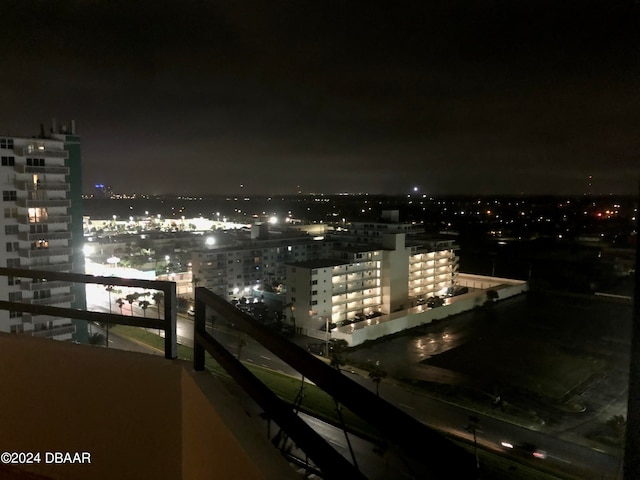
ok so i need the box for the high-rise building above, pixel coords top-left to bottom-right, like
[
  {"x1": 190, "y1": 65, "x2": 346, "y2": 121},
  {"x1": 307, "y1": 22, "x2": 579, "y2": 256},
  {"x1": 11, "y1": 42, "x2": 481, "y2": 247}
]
[{"x1": 0, "y1": 120, "x2": 86, "y2": 341}]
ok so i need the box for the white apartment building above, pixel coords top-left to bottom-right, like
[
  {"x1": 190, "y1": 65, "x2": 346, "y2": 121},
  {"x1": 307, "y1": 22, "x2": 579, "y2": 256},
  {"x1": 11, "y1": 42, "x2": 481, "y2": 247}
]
[
  {"x1": 286, "y1": 248, "x2": 383, "y2": 331},
  {"x1": 0, "y1": 126, "x2": 81, "y2": 340},
  {"x1": 286, "y1": 232, "x2": 460, "y2": 335},
  {"x1": 191, "y1": 226, "x2": 334, "y2": 299}
]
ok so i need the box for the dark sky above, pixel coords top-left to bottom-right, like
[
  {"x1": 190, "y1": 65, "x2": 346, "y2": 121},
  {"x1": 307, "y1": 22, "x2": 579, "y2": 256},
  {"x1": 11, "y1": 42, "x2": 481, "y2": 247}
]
[{"x1": 1, "y1": 0, "x2": 639, "y2": 196}]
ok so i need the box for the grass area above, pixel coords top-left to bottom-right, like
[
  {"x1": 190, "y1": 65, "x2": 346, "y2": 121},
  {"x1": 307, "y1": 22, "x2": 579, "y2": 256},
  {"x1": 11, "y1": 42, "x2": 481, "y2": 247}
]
[{"x1": 110, "y1": 325, "x2": 382, "y2": 442}]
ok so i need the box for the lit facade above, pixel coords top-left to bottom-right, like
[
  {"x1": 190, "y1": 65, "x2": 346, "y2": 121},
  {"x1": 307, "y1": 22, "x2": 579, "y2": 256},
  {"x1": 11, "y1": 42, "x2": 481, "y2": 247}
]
[
  {"x1": 0, "y1": 122, "x2": 85, "y2": 340},
  {"x1": 191, "y1": 232, "x2": 334, "y2": 299},
  {"x1": 287, "y1": 233, "x2": 460, "y2": 334}
]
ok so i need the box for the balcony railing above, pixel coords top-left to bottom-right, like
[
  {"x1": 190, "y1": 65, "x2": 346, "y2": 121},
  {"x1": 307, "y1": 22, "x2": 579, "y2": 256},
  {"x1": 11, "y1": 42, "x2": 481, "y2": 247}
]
[
  {"x1": 17, "y1": 198, "x2": 71, "y2": 208},
  {"x1": 31, "y1": 324, "x2": 76, "y2": 338},
  {"x1": 25, "y1": 293, "x2": 75, "y2": 306},
  {"x1": 20, "y1": 280, "x2": 73, "y2": 291},
  {"x1": 18, "y1": 231, "x2": 72, "y2": 241},
  {"x1": 18, "y1": 215, "x2": 71, "y2": 224},
  {"x1": 15, "y1": 164, "x2": 70, "y2": 175},
  {"x1": 193, "y1": 287, "x2": 475, "y2": 479},
  {"x1": 0, "y1": 267, "x2": 177, "y2": 359},
  {"x1": 19, "y1": 247, "x2": 72, "y2": 258},
  {"x1": 13, "y1": 146, "x2": 69, "y2": 158},
  {"x1": 26, "y1": 262, "x2": 73, "y2": 272},
  {"x1": 15, "y1": 180, "x2": 70, "y2": 191}
]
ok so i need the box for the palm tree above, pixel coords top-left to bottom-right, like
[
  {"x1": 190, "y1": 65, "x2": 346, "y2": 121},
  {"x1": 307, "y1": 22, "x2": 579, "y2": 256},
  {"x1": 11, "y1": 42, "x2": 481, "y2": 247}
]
[
  {"x1": 139, "y1": 300, "x2": 150, "y2": 318},
  {"x1": 115, "y1": 297, "x2": 124, "y2": 315},
  {"x1": 329, "y1": 339, "x2": 349, "y2": 371},
  {"x1": 152, "y1": 291, "x2": 164, "y2": 319},
  {"x1": 105, "y1": 285, "x2": 114, "y2": 314},
  {"x1": 88, "y1": 332, "x2": 105, "y2": 346},
  {"x1": 368, "y1": 362, "x2": 387, "y2": 397},
  {"x1": 125, "y1": 293, "x2": 139, "y2": 316}
]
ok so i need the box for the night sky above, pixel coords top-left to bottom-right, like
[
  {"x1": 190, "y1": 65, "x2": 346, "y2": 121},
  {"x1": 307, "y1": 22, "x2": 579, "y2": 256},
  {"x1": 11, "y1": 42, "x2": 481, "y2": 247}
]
[{"x1": 1, "y1": 1, "x2": 638, "y2": 196}]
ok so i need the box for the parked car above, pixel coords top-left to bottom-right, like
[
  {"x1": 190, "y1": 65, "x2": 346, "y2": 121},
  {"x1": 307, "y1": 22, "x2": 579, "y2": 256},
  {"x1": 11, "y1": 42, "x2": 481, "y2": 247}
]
[
  {"x1": 365, "y1": 311, "x2": 383, "y2": 319},
  {"x1": 426, "y1": 296, "x2": 444, "y2": 308},
  {"x1": 445, "y1": 286, "x2": 469, "y2": 297},
  {"x1": 354, "y1": 313, "x2": 366, "y2": 323}
]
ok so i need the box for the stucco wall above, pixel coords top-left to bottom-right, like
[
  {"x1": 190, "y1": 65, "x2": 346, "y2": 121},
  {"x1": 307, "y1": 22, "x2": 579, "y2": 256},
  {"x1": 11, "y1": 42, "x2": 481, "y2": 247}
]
[{"x1": 0, "y1": 334, "x2": 296, "y2": 480}]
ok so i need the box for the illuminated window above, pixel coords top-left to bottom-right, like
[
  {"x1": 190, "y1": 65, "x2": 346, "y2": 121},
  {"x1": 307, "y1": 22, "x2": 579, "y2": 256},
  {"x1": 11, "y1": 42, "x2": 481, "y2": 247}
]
[{"x1": 28, "y1": 207, "x2": 48, "y2": 223}]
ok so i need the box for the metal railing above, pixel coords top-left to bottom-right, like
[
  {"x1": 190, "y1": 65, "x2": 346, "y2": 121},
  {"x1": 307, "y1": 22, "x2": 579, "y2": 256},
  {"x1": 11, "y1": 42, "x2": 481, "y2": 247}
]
[
  {"x1": 0, "y1": 267, "x2": 177, "y2": 359},
  {"x1": 193, "y1": 286, "x2": 475, "y2": 479}
]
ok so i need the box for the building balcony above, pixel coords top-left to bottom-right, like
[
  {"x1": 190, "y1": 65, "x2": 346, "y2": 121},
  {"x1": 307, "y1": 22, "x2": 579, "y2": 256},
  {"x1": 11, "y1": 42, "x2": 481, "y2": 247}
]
[
  {"x1": 17, "y1": 198, "x2": 71, "y2": 208},
  {"x1": 19, "y1": 247, "x2": 72, "y2": 258},
  {"x1": 31, "y1": 324, "x2": 76, "y2": 338},
  {"x1": 21, "y1": 280, "x2": 73, "y2": 291},
  {"x1": 15, "y1": 180, "x2": 70, "y2": 192},
  {"x1": 22, "y1": 313, "x2": 62, "y2": 324},
  {"x1": 13, "y1": 145, "x2": 69, "y2": 158},
  {"x1": 18, "y1": 230, "x2": 72, "y2": 241},
  {"x1": 14, "y1": 164, "x2": 70, "y2": 175},
  {"x1": 18, "y1": 214, "x2": 71, "y2": 224},
  {"x1": 26, "y1": 262, "x2": 73, "y2": 272},
  {"x1": 25, "y1": 293, "x2": 75, "y2": 306}
]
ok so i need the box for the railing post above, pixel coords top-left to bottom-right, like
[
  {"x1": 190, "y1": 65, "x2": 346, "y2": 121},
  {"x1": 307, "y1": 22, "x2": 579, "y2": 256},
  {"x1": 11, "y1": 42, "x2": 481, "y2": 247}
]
[
  {"x1": 194, "y1": 287, "x2": 205, "y2": 371},
  {"x1": 164, "y1": 283, "x2": 177, "y2": 359}
]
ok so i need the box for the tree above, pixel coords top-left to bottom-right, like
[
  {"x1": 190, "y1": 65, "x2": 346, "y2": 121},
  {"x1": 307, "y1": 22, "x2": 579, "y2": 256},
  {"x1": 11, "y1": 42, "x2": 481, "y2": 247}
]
[
  {"x1": 368, "y1": 362, "x2": 387, "y2": 397},
  {"x1": 125, "y1": 293, "x2": 139, "y2": 316},
  {"x1": 115, "y1": 297, "x2": 125, "y2": 315},
  {"x1": 88, "y1": 332, "x2": 105, "y2": 346},
  {"x1": 329, "y1": 339, "x2": 349, "y2": 371},
  {"x1": 139, "y1": 300, "x2": 150, "y2": 318},
  {"x1": 105, "y1": 285, "x2": 115, "y2": 314},
  {"x1": 152, "y1": 291, "x2": 164, "y2": 319}
]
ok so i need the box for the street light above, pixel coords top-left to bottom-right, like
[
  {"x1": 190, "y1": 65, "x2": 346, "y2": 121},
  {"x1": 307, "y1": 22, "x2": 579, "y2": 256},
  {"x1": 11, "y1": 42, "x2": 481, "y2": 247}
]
[{"x1": 324, "y1": 316, "x2": 330, "y2": 356}]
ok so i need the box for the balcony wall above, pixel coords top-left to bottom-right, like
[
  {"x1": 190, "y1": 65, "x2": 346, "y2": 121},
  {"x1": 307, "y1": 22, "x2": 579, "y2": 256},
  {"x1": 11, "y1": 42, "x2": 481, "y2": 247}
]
[{"x1": 0, "y1": 333, "x2": 296, "y2": 480}]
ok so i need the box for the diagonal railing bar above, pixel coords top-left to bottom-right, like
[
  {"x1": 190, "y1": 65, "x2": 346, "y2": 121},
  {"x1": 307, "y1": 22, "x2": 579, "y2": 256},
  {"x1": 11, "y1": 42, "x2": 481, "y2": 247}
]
[
  {"x1": 194, "y1": 326, "x2": 367, "y2": 480},
  {"x1": 193, "y1": 287, "x2": 476, "y2": 479}
]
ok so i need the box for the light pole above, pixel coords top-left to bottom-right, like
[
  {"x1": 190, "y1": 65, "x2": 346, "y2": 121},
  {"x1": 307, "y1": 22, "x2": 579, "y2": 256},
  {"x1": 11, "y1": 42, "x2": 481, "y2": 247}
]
[{"x1": 325, "y1": 317, "x2": 330, "y2": 357}]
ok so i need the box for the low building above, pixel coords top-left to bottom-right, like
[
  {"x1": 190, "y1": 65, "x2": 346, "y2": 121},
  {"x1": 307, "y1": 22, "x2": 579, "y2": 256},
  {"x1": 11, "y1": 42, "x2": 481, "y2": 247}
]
[{"x1": 286, "y1": 232, "x2": 461, "y2": 335}]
